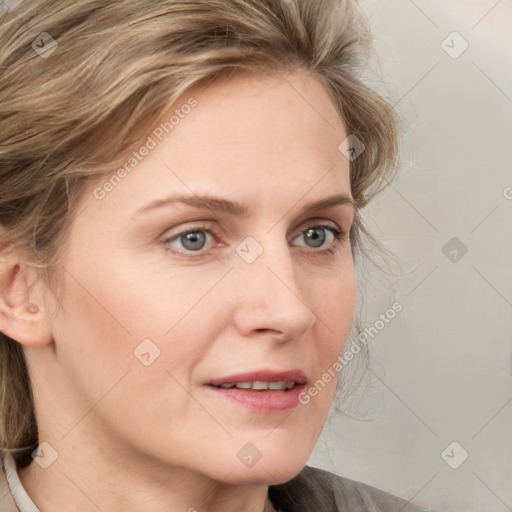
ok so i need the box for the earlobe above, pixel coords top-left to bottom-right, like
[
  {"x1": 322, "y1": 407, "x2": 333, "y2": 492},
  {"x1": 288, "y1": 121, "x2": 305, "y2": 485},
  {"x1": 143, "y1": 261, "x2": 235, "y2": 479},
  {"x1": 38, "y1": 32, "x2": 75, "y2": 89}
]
[{"x1": 0, "y1": 245, "x2": 53, "y2": 347}]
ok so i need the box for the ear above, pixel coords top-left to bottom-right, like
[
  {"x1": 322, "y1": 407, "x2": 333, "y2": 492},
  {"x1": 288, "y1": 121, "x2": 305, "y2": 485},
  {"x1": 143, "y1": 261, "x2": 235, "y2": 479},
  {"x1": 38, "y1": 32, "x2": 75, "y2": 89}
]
[{"x1": 0, "y1": 238, "x2": 53, "y2": 347}]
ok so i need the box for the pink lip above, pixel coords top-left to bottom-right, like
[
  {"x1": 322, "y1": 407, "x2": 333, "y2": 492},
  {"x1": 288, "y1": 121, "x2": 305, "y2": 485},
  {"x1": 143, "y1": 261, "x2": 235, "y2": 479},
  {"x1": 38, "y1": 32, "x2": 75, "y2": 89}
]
[{"x1": 204, "y1": 369, "x2": 308, "y2": 413}]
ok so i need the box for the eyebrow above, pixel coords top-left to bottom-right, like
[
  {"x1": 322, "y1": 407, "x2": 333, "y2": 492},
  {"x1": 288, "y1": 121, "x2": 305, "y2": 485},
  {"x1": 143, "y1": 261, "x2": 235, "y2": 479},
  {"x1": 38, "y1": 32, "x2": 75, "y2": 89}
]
[{"x1": 135, "y1": 192, "x2": 357, "y2": 218}]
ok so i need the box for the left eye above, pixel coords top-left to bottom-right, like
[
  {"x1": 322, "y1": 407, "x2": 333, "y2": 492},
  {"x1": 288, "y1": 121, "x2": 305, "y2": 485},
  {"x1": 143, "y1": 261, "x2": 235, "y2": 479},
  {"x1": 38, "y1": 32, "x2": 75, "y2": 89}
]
[{"x1": 292, "y1": 224, "x2": 344, "y2": 249}]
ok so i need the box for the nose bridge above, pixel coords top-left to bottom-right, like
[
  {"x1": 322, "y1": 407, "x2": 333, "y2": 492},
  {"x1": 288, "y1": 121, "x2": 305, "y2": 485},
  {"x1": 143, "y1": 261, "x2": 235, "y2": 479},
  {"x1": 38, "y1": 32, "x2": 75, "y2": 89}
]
[
  {"x1": 238, "y1": 232, "x2": 298, "y2": 294},
  {"x1": 232, "y1": 233, "x2": 316, "y2": 338}
]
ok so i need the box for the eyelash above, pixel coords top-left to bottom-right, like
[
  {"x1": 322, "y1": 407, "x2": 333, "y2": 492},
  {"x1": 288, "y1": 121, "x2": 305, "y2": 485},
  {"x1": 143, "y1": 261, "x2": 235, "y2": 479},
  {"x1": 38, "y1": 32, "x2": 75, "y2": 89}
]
[{"x1": 162, "y1": 222, "x2": 349, "y2": 258}]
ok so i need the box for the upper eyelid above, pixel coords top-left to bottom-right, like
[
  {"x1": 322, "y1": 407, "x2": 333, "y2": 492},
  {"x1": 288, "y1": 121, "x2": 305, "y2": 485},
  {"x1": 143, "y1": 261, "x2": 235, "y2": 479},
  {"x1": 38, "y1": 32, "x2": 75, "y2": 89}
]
[{"x1": 163, "y1": 218, "x2": 346, "y2": 240}]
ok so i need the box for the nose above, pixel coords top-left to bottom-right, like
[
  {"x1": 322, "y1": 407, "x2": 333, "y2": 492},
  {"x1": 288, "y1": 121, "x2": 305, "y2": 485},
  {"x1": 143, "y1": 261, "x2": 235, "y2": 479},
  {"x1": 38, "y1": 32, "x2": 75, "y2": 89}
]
[{"x1": 231, "y1": 236, "x2": 316, "y2": 343}]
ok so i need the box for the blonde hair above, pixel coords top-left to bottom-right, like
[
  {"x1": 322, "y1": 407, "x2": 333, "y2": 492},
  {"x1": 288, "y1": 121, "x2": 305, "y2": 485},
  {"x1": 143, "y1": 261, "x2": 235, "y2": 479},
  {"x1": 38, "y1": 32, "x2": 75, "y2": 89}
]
[{"x1": 0, "y1": 0, "x2": 400, "y2": 468}]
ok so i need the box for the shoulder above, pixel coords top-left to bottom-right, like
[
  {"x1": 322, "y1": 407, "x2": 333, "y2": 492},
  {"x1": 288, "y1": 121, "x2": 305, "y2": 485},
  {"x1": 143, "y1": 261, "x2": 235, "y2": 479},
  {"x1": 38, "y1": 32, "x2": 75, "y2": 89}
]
[
  {"x1": 0, "y1": 454, "x2": 19, "y2": 512},
  {"x1": 269, "y1": 465, "x2": 440, "y2": 512}
]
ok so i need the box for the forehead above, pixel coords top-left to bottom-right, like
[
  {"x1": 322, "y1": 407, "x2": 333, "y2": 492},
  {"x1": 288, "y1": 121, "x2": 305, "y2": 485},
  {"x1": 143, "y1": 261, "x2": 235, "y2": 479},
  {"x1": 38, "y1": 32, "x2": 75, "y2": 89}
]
[
  {"x1": 180, "y1": 70, "x2": 347, "y2": 157},
  {"x1": 81, "y1": 70, "x2": 351, "y2": 218}
]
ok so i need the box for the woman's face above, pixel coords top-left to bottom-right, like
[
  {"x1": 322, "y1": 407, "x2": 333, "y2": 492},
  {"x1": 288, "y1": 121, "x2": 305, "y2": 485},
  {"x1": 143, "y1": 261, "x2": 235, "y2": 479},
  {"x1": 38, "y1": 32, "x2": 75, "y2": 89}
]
[{"x1": 39, "y1": 71, "x2": 357, "y2": 485}]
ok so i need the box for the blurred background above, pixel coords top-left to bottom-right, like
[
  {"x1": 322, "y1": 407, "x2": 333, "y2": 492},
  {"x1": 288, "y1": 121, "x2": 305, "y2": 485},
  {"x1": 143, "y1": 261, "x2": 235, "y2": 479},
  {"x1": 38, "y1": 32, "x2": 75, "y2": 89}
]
[{"x1": 309, "y1": 1, "x2": 512, "y2": 511}]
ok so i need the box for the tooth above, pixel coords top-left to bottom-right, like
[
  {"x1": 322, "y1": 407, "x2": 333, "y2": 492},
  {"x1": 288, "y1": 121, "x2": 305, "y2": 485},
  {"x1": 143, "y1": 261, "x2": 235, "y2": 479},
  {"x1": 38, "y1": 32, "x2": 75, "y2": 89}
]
[
  {"x1": 234, "y1": 382, "x2": 252, "y2": 389},
  {"x1": 252, "y1": 381, "x2": 269, "y2": 390},
  {"x1": 268, "y1": 382, "x2": 286, "y2": 390},
  {"x1": 219, "y1": 381, "x2": 296, "y2": 391}
]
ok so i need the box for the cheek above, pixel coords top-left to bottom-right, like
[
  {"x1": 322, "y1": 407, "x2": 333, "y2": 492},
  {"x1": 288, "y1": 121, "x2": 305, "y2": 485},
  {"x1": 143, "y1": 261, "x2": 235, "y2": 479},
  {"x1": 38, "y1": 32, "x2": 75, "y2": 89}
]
[
  {"x1": 49, "y1": 271, "x2": 136, "y2": 409},
  {"x1": 304, "y1": 263, "x2": 356, "y2": 411},
  {"x1": 63, "y1": 237, "x2": 222, "y2": 338},
  {"x1": 49, "y1": 266, "x2": 226, "y2": 447},
  {"x1": 312, "y1": 262, "x2": 357, "y2": 359},
  {"x1": 55, "y1": 251, "x2": 232, "y2": 387}
]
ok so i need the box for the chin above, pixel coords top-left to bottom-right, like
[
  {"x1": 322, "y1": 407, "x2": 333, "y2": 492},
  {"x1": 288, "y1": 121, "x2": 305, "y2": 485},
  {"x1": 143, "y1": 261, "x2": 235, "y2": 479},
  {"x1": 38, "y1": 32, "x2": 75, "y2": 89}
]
[
  {"x1": 216, "y1": 445, "x2": 312, "y2": 486},
  {"x1": 230, "y1": 463, "x2": 307, "y2": 487}
]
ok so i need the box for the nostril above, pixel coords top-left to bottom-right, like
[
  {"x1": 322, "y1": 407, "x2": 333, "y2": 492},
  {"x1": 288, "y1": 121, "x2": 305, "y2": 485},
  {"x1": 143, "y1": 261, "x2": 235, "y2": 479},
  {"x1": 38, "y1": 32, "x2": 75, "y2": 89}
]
[{"x1": 253, "y1": 330, "x2": 288, "y2": 343}]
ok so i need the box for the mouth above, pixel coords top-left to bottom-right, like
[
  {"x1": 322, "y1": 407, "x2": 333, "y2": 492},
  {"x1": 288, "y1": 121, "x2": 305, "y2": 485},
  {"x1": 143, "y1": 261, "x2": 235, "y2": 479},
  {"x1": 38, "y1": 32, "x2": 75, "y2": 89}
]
[
  {"x1": 204, "y1": 369, "x2": 308, "y2": 412},
  {"x1": 210, "y1": 380, "x2": 297, "y2": 391}
]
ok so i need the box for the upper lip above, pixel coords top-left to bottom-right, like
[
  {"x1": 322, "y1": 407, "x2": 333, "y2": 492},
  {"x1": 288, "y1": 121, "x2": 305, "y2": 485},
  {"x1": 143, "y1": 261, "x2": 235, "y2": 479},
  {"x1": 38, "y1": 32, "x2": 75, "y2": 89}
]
[{"x1": 207, "y1": 369, "x2": 308, "y2": 387}]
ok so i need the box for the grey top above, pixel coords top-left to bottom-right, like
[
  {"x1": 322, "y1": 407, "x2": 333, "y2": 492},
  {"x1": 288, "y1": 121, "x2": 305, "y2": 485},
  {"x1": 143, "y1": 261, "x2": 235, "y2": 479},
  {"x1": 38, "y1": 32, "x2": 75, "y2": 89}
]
[
  {"x1": 0, "y1": 453, "x2": 440, "y2": 511},
  {"x1": 269, "y1": 464, "x2": 440, "y2": 511}
]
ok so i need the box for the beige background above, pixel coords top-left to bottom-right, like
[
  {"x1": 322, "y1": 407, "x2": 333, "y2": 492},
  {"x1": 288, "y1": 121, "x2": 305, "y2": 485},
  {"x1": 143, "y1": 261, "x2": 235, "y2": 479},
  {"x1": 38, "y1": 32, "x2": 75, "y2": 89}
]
[{"x1": 309, "y1": 1, "x2": 512, "y2": 511}]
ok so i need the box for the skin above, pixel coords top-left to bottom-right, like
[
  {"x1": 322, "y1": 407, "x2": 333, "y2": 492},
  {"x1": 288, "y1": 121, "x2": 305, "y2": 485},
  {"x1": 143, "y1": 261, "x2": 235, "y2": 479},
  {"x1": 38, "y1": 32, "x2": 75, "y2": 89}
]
[{"x1": 1, "y1": 70, "x2": 357, "y2": 512}]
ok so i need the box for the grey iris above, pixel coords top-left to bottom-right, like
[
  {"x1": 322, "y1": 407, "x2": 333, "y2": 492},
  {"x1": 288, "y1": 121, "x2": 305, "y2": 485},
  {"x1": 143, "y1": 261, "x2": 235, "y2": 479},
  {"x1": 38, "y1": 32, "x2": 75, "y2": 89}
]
[
  {"x1": 181, "y1": 232, "x2": 207, "y2": 251},
  {"x1": 304, "y1": 227, "x2": 326, "y2": 248}
]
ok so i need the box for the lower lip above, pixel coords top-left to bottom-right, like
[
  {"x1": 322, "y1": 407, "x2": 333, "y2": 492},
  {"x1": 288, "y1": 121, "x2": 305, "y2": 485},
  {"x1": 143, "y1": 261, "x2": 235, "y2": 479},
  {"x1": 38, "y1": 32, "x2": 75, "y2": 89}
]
[{"x1": 205, "y1": 384, "x2": 307, "y2": 413}]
